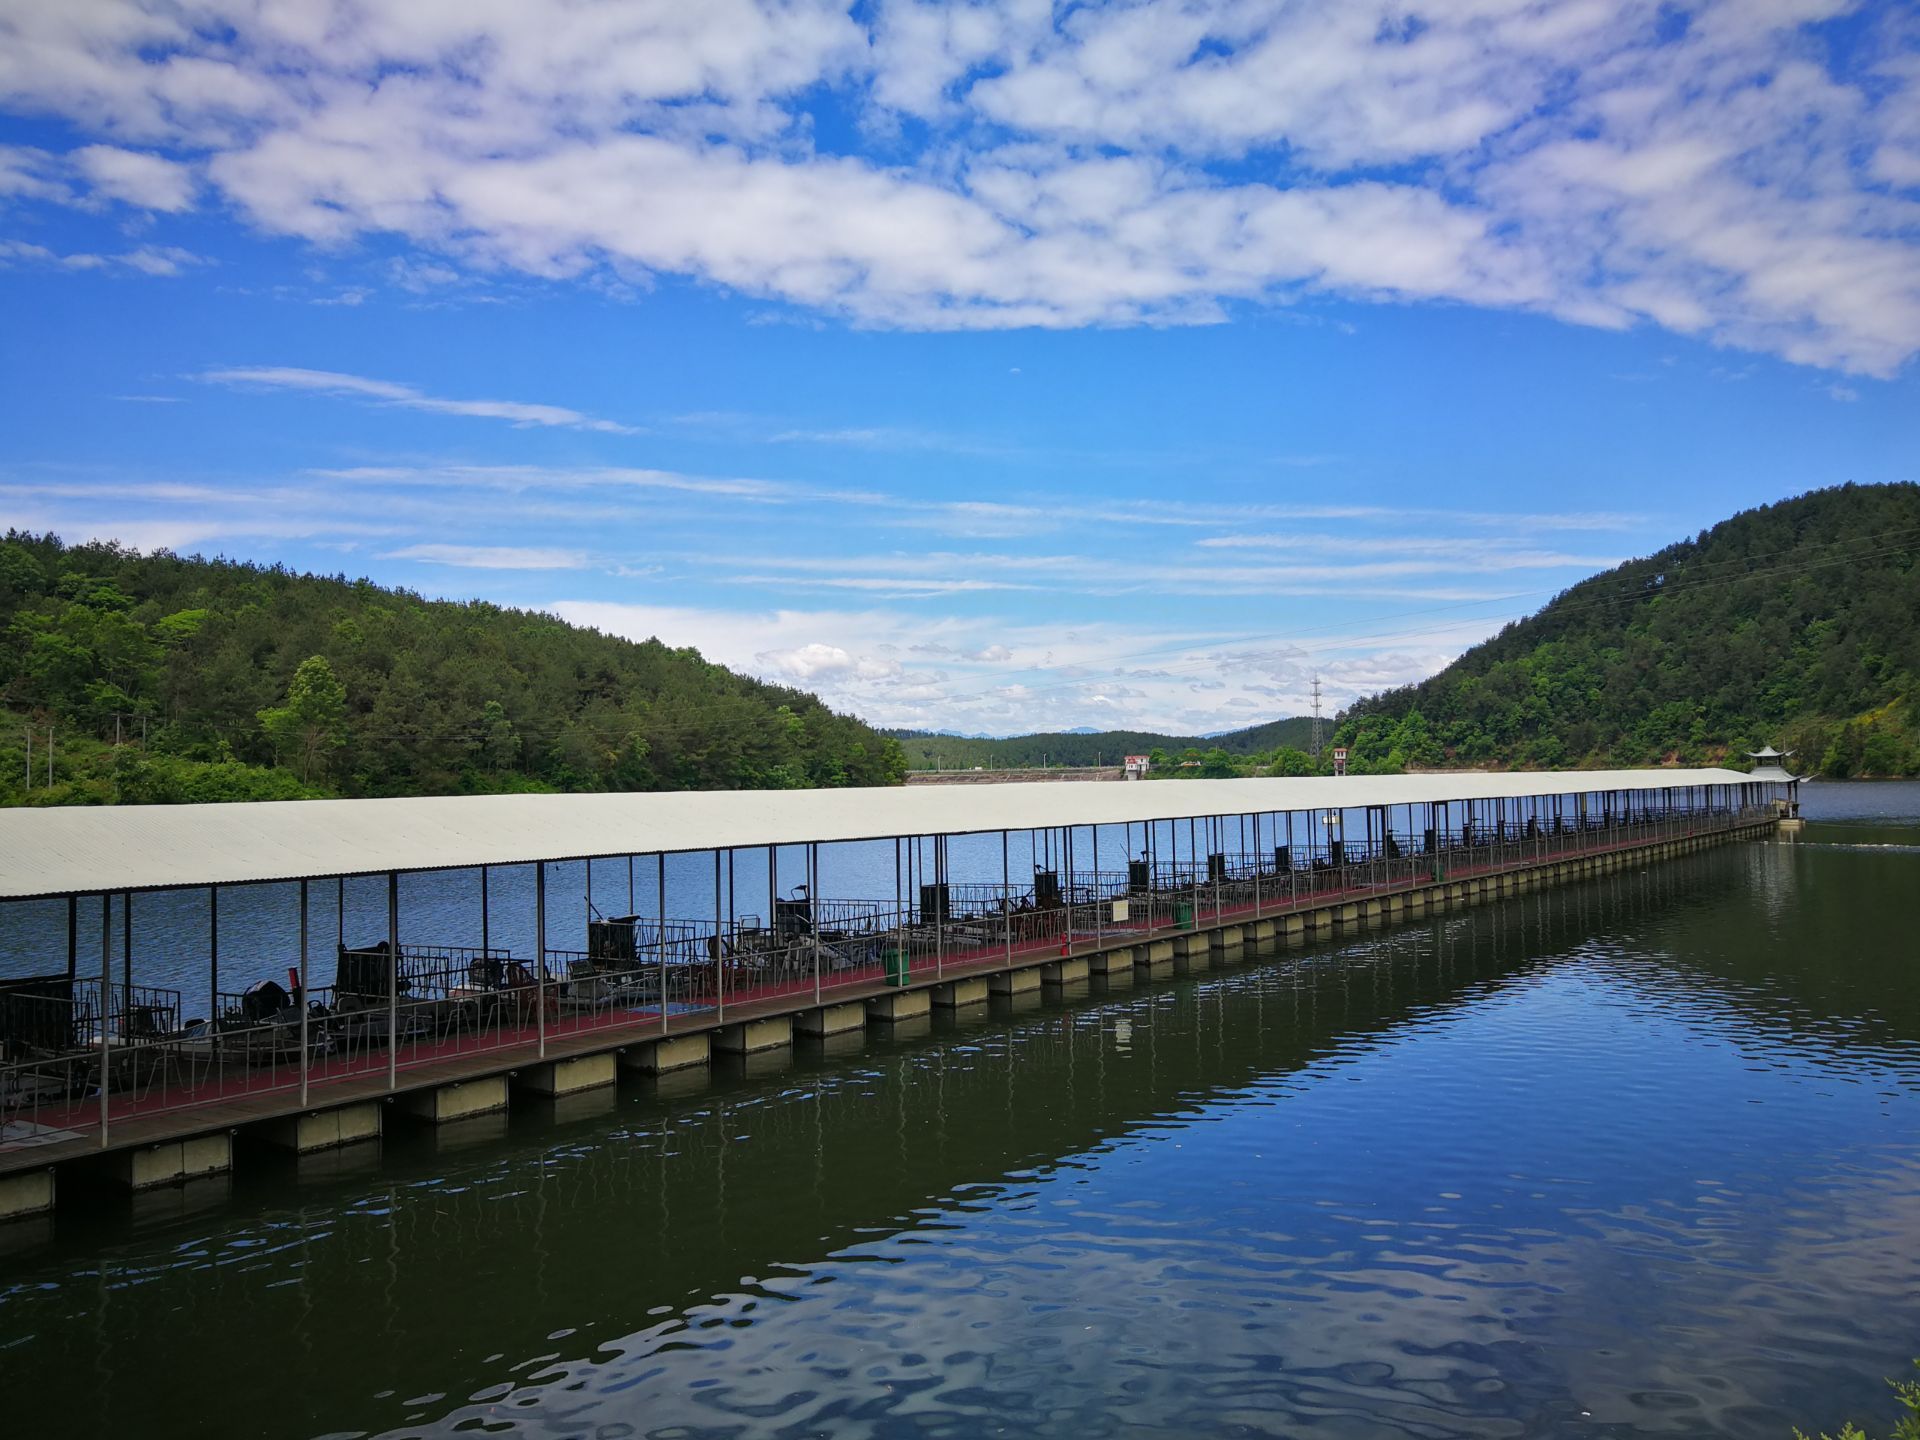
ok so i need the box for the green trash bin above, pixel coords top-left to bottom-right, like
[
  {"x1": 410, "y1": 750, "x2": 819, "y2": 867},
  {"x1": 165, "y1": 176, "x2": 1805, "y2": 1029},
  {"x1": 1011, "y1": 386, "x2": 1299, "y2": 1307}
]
[
  {"x1": 885, "y1": 946, "x2": 910, "y2": 986},
  {"x1": 1174, "y1": 900, "x2": 1195, "y2": 930}
]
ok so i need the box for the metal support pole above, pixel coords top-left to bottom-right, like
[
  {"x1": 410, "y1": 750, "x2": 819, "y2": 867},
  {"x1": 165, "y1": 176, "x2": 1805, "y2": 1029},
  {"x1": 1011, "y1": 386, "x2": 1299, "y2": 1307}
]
[
  {"x1": 1094, "y1": 822, "x2": 1103, "y2": 947},
  {"x1": 99, "y1": 893, "x2": 111, "y2": 1146},
  {"x1": 1190, "y1": 815, "x2": 1200, "y2": 924},
  {"x1": 1288, "y1": 812, "x2": 1297, "y2": 907},
  {"x1": 713, "y1": 849, "x2": 724, "y2": 1021},
  {"x1": 1253, "y1": 813, "x2": 1261, "y2": 916},
  {"x1": 66, "y1": 893, "x2": 77, "y2": 981},
  {"x1": 480, "y1": 864, "x2": 490, "y2": 955},
  {"x1": 658, "y1": 853, "x2": 668, "y2": 1037},
  {"x1": 209, "y1": 885, "x2": 219, "y2": 1003},
  {"x1": 535, "y1": 862, "x2": 547, "y2": 1058},
  {"x1": 1211, "y1": 817, "x2": 1221, "y2": 921},
  {"x1": 935, "y1": 834, "x2": 945, "y2": 979},
  {"x1": 1003, "y1": 830, "x2": 1012, "y2": 963},
  {"x1": 813, "y1": 841, "x2": 822, "y2": 1004},
  {"x1": 122, "y1": 890, "x2": 132, "y2": 996},
  {"x1": 1064, "y1": 827, "x2": 1073, "y2": 952},
  {"x1": 387, "y1": 871, "x2": 399, "y2": 1089},
  {"x1": 299, "y1": 879, "x2": 310, "y2": 1107}
]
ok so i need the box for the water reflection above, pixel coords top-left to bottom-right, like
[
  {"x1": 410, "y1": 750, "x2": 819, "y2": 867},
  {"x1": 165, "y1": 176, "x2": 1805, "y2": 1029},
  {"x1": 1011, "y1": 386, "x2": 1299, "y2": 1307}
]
[{"x1": 1, "y1": 804, "x2": 1917, "y2": 1440}]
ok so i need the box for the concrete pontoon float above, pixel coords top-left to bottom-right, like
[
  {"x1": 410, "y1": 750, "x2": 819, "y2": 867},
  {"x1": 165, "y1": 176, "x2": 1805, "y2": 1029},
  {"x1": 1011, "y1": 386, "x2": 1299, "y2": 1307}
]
[{"x1": 0, "y1": 767, "x2": 1788, "y2": 1219}]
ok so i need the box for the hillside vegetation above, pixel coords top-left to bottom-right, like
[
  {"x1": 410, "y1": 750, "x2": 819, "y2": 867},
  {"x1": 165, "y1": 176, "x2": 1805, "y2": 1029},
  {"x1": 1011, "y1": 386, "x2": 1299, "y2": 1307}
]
[
  {"x1": 1335, "y1": 483, "x2": 1920, "y2": 777},
  {"x1": 889, "y1": 716, "x2": 1317, "y2": 771},
  {"x1": 0, "y1": 534, "x2": 904, "y2": 805},
  {"x1": 8, "y1": 482, "x2": 1911, "y2": 807}
]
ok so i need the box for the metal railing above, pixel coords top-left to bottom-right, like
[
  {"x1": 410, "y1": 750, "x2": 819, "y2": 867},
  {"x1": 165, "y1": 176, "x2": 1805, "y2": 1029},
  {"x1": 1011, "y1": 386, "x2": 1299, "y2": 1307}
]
[{"x1": 0, "y1": 803, "x2": 1775, "y2": 1153}]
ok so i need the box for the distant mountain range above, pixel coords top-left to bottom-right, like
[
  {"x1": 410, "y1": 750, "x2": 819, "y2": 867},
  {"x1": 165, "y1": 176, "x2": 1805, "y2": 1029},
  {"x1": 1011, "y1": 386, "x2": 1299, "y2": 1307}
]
[{"x1": 885, "y1": 716, "x2": 1318, "y2": 770}]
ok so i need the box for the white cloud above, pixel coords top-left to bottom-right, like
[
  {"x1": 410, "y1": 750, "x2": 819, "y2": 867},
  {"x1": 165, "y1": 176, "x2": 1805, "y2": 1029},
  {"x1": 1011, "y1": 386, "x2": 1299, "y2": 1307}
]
[
  {"x1": 72, "y1": 143, "x2": 195, "y2": 211},
  {"x1": 549, "y1": 597, "x2": 1507, "y2": 734},
  {"x1": 0, "y1": 144, "x2": 71, "y2": 203},
  {"x1": 1195, "y1": 533, "x2": 1626, "y2": 569},
  {"x1": 0, "y1": 237, "x2": 206, "y2": 275},
  {"x1": 756, "y1": 641, "x2": 859, "y2": 680},
  {"x1": 3, "y1": 442, "x2": 1632, "y2": 730},
  {"x1": 197, "y1": 366, "x2": 640, "y2": 434},
  {"x1": 708, "y1": 545, "x2": 1594, "y2": 600},
  {"x1": 384, "y1": 543, "x2": 590, "y2": 570},
  {"x1": 0, "y1": 1, "x2": 1913, "y2": 372},
  {"x1": 309, "y1": 462, "x2": 783, "y2": 500},
  {"x1": 119, "y1": 244, "x2": 203, "y2": 276},
  {"x1": 0, "y1": 475, "x2": 414, "y2": 552}
]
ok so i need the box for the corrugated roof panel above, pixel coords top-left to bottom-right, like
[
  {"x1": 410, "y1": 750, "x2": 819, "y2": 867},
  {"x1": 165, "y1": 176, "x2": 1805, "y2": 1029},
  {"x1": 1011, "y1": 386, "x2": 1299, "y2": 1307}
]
[{"x1": 0, "y1": 767, "x2": 1760, "y2": 899}]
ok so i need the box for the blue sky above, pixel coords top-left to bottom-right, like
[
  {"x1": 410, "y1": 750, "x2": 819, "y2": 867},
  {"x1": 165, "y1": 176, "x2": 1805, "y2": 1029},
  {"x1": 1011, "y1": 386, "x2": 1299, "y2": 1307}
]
[{"x1": 1, "y1": 1, "x2": 1916, "y2": 736}]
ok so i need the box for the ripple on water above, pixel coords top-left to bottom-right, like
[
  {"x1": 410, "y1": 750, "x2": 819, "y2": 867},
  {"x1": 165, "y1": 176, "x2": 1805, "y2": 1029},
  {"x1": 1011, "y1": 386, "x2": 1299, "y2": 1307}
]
[{"x1": 4, "y1": 831, "x2": 1920, "y2": 1439}]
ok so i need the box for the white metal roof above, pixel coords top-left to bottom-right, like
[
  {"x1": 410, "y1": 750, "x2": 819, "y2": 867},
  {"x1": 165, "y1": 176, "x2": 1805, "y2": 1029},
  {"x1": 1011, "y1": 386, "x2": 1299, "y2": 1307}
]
[{"x1": 0, "y1": 767, "x2": 1759, "y2": 900}]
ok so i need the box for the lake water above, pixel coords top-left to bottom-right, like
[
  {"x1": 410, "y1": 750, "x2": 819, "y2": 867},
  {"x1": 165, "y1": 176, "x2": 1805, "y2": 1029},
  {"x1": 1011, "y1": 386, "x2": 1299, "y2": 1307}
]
[{"x1": 2, "y1": 781, "x2": 1917, "y2": 1439}]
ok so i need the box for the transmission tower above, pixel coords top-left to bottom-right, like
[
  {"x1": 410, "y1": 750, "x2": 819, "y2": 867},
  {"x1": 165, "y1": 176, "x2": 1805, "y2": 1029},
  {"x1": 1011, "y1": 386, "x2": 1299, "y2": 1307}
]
[{"x1": 1309, "y1": 675, "x2": 1324, "y2": 757}]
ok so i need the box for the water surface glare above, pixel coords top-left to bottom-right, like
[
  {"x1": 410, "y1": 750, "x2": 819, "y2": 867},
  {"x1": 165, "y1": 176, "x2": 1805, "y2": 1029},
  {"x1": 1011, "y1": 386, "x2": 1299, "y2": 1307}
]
[{"x1": 3, "y1": 783, "x2": 1918, "y2": 1439}]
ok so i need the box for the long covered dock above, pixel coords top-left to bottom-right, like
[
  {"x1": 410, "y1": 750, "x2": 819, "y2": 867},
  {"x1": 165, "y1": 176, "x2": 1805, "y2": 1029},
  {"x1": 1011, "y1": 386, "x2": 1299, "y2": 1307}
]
[{"x1": 0, "y1": 767, "x2": 1787, "y2": 1219}]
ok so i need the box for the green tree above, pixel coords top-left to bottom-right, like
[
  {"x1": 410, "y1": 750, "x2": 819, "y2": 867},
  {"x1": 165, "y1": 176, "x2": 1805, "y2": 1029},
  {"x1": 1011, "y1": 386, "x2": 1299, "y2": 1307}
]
[
  {"x1": 152, "y1": 608, "x2": 209, "y2": 647},
  {"x1": 1794, "y1": 1361, "x2": 1920, "y2": 1440},
  {"x1": 478, "y1": 699, "x2": 520, "y2": 773},
  {"x1": 257, "y1": 655, "x2": 348, "y2": 782},
  {"x1": 0, "y1": 542, "x2": 43, "y2": 598},
  {"x1": 1821, "y1": 721, "x2": 1865, "y2": 779},
  {"x1": 1194, "y1": 746, "x2": 1241, "y2": 778},
  {"x1": 1266, "y1": 745, "x2": 1318, "y2": 777}
]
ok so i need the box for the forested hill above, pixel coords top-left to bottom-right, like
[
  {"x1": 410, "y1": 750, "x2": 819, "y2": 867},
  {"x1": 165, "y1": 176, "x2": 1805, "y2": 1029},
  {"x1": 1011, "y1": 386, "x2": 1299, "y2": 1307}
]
[
  {"x1": 0, "y1": 534, "x2": 905, "y2": 805},
  {"x1": 1334, "y1": 483, "x2": 1920, "y2": 777},
  {"x1": 888, "y1": 717, "x2": 1316, "y2": 771}
]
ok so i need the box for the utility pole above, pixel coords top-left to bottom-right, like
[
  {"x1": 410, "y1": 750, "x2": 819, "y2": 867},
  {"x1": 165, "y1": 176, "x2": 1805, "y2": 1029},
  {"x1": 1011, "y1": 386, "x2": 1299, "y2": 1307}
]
[{"x1": 1310, "y1": 676, "x2": 1324, "y2": 757}]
